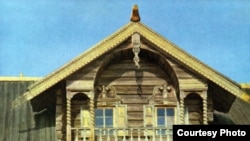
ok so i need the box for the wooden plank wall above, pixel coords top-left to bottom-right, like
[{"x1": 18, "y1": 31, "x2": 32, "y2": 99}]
[
  {"x1": 167, "y1": 59, "x2": 213, "y2": 123},
  {"x1": 97, "y1": 60, "x2": 169, "y2": 127},
  {"x1": 0, "y1": 81, "x2": 57, "y2": 141}
]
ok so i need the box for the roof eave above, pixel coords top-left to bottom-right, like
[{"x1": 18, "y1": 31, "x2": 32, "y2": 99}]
[
  {"x1": 12, "y1": 21, "x2": 250, "y2": 109},
  {"x1": 12, "y1": 22, "x2": 138, "y2": 108}
]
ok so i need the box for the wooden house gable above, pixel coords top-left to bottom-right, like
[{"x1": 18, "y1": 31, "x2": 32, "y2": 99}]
[
  {"x1": 12, "y1": 6, "x2": 250, "y2": 112},
  {"x1": 5, "y1": 5, "x2": 250, "y2": 141}
]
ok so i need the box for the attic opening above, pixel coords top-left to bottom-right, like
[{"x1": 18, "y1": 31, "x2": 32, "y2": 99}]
[
  {"x1": 184, "y1": 93, "x2": 203, "y2": 124},
  {"x1": 71, "y1": 93, "x2": 90, "y2": 129}
]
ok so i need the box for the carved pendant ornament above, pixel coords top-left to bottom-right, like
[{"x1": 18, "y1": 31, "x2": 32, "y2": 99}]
[{"x1": 132, "y1": 33, "x2": 141, "y2": 69}]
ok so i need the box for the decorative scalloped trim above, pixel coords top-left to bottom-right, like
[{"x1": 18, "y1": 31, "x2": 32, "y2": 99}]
[{"x1": 12, "y1": 21, "x2": 249, "y2": 108}]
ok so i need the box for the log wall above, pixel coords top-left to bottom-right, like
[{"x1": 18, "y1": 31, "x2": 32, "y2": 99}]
[{"x1": 97, "y1": 60, "x2": 169, "y2": 127}]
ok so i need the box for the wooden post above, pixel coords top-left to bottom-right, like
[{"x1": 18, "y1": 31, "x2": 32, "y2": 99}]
[
  {"x1": 66, "y1": 96, "x2": 72, "y2": 141},
  {"x1": 89, "y1": 92, "x2": 95, "y2": 141},
  {"x1": 202, "y1": 91, "x2": 208, "y2": 125},
  {"x1": 179, "y1": 91, "x2": 185, "y2": 124}
]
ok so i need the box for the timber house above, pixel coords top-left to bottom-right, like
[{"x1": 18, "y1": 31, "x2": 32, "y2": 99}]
[{"x1": 1, "y1": 5, "x2": 250, "y2": 141}]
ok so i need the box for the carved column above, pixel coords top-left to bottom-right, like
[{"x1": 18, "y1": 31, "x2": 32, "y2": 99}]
[
  {"x1": 66, "y1": 91, "x2": 73, "y2": 141},
  {"x1": 202, "y1": 91, "x2": 208, "y2": 125},
  {"x1": 179, "y1": 91, "x2": 185, "y2": 124},
  {"x1": 89, "y1": 91, "x2": 95, "y2": 141}
]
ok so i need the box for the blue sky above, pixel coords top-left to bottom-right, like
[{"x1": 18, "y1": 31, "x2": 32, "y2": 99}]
[{"x1": 1, "y1": 0, "x2": 250, "y2": 83}]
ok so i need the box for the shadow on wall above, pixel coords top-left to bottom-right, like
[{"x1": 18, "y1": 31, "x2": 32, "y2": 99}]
[{"x1": 18, "y1": 85, "x2": 57, "y2": 141}]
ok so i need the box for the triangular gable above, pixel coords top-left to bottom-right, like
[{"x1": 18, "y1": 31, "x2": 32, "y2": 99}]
[{"x1": 12, "y1": 20, "x2": 250, "y2": 108}]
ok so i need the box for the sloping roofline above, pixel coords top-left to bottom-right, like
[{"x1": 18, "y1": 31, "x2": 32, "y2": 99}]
[{"x1": 12, "y1": 20, "x2": 250, "y2": 108}]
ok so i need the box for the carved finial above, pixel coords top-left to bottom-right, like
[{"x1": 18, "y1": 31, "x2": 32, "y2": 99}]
[{"x1": 130, "y1": 5, "x2": 140, "y2": 22}]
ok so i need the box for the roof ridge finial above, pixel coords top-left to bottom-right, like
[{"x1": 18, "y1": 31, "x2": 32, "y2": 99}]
[{"x1": 130, "y1": 4, "x2": 140, "y2": 22}]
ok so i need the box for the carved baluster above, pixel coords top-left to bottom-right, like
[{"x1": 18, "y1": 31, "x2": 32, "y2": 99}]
[
  {"x1": 203, "y1": 96, "x2": 208, "y2": 125},
  {"x1": 83, "y1": 129, "x2": 86, "y2": 141},
  {"x1": 123, "y1": 128, "x2": 126, "y2": 141},
  {"x1": 152, "y1": 128, "x2": 155, "y2": 141},
  {"x1": 89, "y1": 95, "x2": 95, "y2": 140},
  {"x1": 137, "y1": 129, "x2": 141, "y2": 141},
  {"x1": 74, "y1": 129, "x2": 78, "y2": 141},
  {"x1": 179, "y1": 97, "x2": 184, "y2": 124},
  {"x1": 167, "y1": 128, "x2": 170, "y2": 141},
  {"x1": 114, "y1": 129, "x2": 118, "y2": 141},
  {"x1": 159, "y1": 129, "x2": 162, "y2": 141},
  {"x1": 99, "y1": 129, "x2": 102, "y2": 141},
  {"x1": 66, "y1": 97, "x2": 72, "y2": 141},
  {"x1": 107, "y1": 128, "x2": 110, "y2": 141},
  {"x1": 130, "y1": 128, "x2": 133, "y2": 141},
  {"x1": 145, "y1": 129, "x2": 148, "y2": 141}
]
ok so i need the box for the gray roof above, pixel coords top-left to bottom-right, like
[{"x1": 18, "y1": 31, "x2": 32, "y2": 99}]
[
  {"x1": 0, "y1": 81, "x2": 57, "y2": 141},
  {"x1": 214, "y1": 97, "x2": 250, "y2": 124}
]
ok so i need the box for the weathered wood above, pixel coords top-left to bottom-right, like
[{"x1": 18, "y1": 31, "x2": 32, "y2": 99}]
[
  {"x1": 115, "y1": 86, "x2": 155, "y2": 93},
  {"x1": 101, "y1": 70, "x2": 167, "y2": 78},
  {"x1": 189, "y1": 112, "x2": 202, "y2": 119},
  {"x1": 122, "y1": 98, "x2": 148, "y2": 104},
  {"x1": 128, "y1": 114, "x2": 144, "y2": 120},
  {"x1": 128, "y1": 120, "x2": 143, "y2": 127},
  {"x1": 0, "y1": 82, "x2": 7, "y2": 141},
  {"x1": 127, "y1": 105, "x2": 144, "y2": 112},
  {"x1": 66, "y1": 80, "x2": 94, "y2": 91},
  {"x1": 61, "y1": 39, "x2": 217, "y2": 139},
  {"x1": 56, "y1": 95, "x2": 63, "y2": 104},
  {"x1": 98, "y1": 78, "x2": 167, "y2": 86},
  {"x1": 189, "y1": 120, "x2": 201, "y2": 125},
  {"x1": 56, "y1": 121, "x2": 63, "y2": 130},
  {"x1": 0, "y1": 81, "x2": 57, "y2": 141}
]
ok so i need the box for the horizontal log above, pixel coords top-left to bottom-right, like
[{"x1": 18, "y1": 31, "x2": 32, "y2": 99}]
[
  {"x1": 56, "y1": 114, "x2": 63, "y2": 121},
  {"x1": 127, "y1": 112, "x2": 143, "y2": 117},
  {"x1": 118, "y1": 95, "x2": 152, "y2": 100},
  {"x1": 100, "y1": 70, "x2": 167, "y2": 78},
  {"x1": 56, "y1": 132, "x2": 63, "y2": 140},
  {"x1": 115, "y1": 85, "x2": 155, "y2": 91},
  {"x1": 56, "y1": 122, "x2": 63, "y2": 130},
  {"x1": 184, "y1": 100, "x2": 202, "y2": 105},
  {"x1": 189, "y1": 120, "x2": 201, "y2": 125},
  {"x1": 128, "y1": 115, "x2": 143, "y2": 121},
  {"x1": 186, "y1": 106, "x2": 201, "y2": 112},
  {"x1": 122, "y1": 98, "x2": 149, "y2": 104},
  {"x1": 66, "y1": 80, "x2": 94, "y2": 90},
  {"x1": 98, "y1": 78, "x2": 167, "y2": 86},
  {"x1": 127, "y1": 104, "x2": 143, "y2": 112},
  {"x1": 56, "y1": 105, "x2": 63, "y2": 114},
  {"x1": 188, "y1": 112, "x2": 201, "y2": 119},
  {"x1": 128, "y1": 121, "x2": 143, "y2": 127},
  {"x1": 208, "y1": 112, "x2": 214, "y2": 122},
  {"x1": 71, "y1": 101, "x2": 89, "y2": 105},
  {"x1": 106, "y1": 61, "x2": 162, "y2": 70},
  {"x1": 56, "y1": 95, "x2": 63, "y2": 104}
]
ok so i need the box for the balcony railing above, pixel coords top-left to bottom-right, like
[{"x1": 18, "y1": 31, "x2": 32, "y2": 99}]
[{"x1": 72, "y1": 127, "x2": 173, "y2": 141}]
